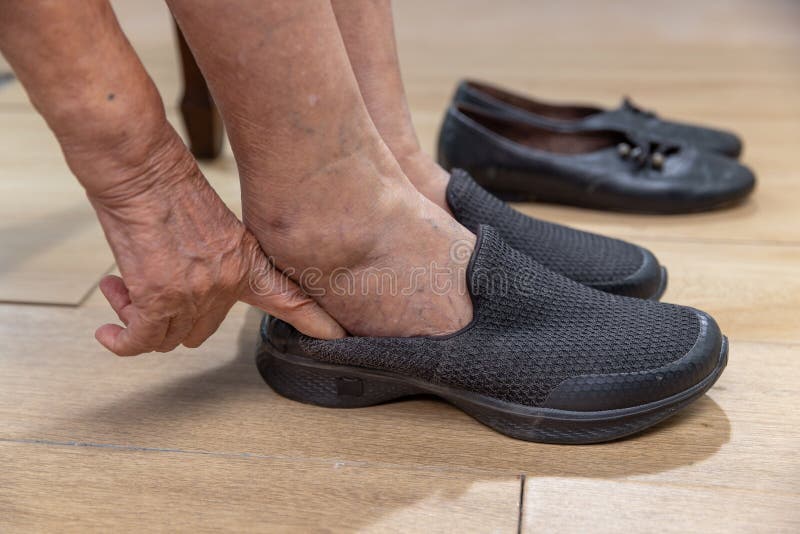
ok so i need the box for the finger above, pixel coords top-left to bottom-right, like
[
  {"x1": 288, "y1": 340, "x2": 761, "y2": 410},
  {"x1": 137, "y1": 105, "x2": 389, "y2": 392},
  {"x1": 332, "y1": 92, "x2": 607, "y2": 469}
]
[
  {"x1": 99, "y1": 275, "x2": 133, "y2": 325},
  {"x1": 182, "y1": 304, "x2": 232, "y2": 349},
  {"x1": 95, "y1": 323, "x2": 126, "y2": 353},
  {"x1": 94, "y1": 312, "x2": 170, "y2": 356},
  {"x1": 156, "y1": 313, "x2": 195, "y2": 353},
  {"x1": 242, "y1": 266, "x2": 346, "y2": 339}
]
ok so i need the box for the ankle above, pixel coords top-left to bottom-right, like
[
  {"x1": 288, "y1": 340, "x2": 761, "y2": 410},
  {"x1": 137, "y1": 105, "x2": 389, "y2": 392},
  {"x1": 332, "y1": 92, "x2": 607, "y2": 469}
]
[
  {"x1": 241, "y1": 143, "x2": 421, "y2": 273},
  {"x1": 251, "y1": 179, "x2": 475, "y2": 338},
  {"x1": 239, "y1": 136, "x2": 475, "y2": 338},
  {"x1": 317, "y1": 201, "x2": 475, "y2": 337},
  {"x1": 394, "y1": 150, "x2": 451, "y2": 212}
]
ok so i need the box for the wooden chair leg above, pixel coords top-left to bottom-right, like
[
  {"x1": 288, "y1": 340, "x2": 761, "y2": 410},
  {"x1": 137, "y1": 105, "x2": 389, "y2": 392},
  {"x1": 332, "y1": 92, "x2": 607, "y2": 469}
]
[{"x1": 174, "y1": 21, "x2": 223, "y2": 160}]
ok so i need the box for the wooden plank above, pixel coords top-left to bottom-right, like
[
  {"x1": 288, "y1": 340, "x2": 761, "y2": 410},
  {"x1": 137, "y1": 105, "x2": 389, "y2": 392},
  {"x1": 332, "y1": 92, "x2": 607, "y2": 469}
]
[
  {"x1": 0, "y1": 441, "x2": 521, "y2": 533},
  {"x1": 0, "y1": 113, "x2": 114, "y2": 305},
  {"x1": 521, "y1": 478, "x2": 799, "y2": 534}
]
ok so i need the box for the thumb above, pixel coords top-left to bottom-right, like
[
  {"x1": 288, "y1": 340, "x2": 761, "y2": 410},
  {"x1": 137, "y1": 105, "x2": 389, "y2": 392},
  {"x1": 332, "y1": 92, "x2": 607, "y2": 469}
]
[{"x1": 241, "y1": 257, "x2": 346, "y2": 340}]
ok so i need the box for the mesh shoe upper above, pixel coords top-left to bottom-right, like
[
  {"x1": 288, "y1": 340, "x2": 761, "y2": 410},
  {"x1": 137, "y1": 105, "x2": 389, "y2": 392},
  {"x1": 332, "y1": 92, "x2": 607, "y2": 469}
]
[
  {"x1": 446, "y1": 169, "x2": 647, "y2": 286},
  {"x1": 294, "y1": 226, "x2": 712, "y2": 409}
]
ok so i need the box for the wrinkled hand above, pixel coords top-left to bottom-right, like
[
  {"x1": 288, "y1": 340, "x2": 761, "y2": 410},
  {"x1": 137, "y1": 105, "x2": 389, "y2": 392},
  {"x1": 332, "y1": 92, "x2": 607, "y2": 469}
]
[
  {"x1": 80, "y1": 131, "x2": 345, "y2": 356},
  {"x1": 0, "y1": 1, "x2": 344, "y2": 355}
]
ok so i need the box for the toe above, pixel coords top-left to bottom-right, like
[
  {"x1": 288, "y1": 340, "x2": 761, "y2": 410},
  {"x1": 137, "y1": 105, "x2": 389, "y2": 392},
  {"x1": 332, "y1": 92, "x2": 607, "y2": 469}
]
[
  {"x1": 715, "y1": 130, "x2": 743, "y2": 159},
  {"x1": 542, "y1": 310, "x2": 724, "y2": 411},
  {"x1": 591, "y1": 246, "x2": 667, "y2": 300}
]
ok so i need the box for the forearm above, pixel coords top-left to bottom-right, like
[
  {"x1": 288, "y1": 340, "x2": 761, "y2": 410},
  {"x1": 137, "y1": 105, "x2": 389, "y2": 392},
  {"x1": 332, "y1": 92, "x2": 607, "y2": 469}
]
[
  {"x1": 0, "y1": 0, "x2": 171, "y2": 197},
  {"x1": 0, "y1": 1, "x2": 346, "y2": 350}
]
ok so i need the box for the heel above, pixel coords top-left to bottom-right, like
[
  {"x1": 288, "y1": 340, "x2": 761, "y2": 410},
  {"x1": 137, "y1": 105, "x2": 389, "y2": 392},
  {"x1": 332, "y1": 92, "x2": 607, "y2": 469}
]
[{"x1": 256, "y1": 345, "x2": 421, "y2": 408}]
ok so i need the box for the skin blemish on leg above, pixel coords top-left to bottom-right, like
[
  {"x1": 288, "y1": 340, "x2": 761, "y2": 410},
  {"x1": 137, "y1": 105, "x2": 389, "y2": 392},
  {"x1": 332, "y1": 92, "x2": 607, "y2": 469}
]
[
  {"x1": 308, "y1": 94, "x2": 319, "y2": 106},
  {"x1": 265, "y1": 214, "x2": 290, "y2": 233},
  {"x1": 107, "y1": 92, "x2": 115, "y2": 101}
]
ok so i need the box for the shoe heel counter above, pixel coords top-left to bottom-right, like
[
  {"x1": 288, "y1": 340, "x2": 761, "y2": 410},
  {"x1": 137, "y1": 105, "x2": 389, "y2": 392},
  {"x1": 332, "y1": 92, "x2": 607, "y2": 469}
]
[
  {"x1": 437, "y1": 108, "x2": 494, "y2": 172},
  {"x1": 453, "y1": 82, "x2": 507, "y2": 115},
  {"x1": 452, "y1": 81, "x2": 478, "y2": 107},
  {"x1": 262, "y1": 314, "x2": 310, "y2": 356},
  {"x1": 437, "y1": 108, "x2": 461, "y2": 170}
]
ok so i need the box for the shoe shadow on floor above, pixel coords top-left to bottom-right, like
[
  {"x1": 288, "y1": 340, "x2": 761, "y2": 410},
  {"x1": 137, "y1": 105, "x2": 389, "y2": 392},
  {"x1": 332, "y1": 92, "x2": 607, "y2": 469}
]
[{"x1": 48, "y1": 306, "x2": 731, "y2": 482}]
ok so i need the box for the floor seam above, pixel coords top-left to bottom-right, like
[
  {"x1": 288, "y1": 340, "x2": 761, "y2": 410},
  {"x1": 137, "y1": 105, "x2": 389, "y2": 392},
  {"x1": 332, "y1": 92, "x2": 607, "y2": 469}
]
[
  {"x1": 74, "y1": 262, "x2": 117, "y2": 306},
  {"x1": 517, "y1": 473, "x2": 527, "y2": 534},
  {"x1": 0, "y1": 437, "x2": 520, "y2": 478}
]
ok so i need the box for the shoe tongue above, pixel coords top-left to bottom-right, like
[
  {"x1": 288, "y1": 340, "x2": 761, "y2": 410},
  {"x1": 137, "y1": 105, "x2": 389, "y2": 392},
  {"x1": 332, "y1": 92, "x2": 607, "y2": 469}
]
[
  {"x1": 445, "y1": 168, "x2": 473, "y2": 213},
  {"x1": 446, "y1": 169, "x2": 507, "y2": 228}
]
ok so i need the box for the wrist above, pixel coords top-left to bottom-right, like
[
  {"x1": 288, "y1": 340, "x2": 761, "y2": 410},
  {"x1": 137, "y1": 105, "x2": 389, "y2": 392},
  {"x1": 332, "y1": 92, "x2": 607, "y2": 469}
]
[
  {"x1": 55, "y1": 78, "x2": 184, "y2": 197},
  {"x1": 80, "y1": 125, "x2": 199, "y2": 208}
]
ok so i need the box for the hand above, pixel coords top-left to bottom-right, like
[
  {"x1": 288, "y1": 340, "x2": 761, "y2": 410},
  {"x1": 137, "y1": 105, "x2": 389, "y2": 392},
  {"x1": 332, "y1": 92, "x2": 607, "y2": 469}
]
[
  {"x1": 83, "y1": 130, "x2": 345, "y2": 356},
  {"x1": 0, "y1": 1, "x2": 344, "y2": 355}
]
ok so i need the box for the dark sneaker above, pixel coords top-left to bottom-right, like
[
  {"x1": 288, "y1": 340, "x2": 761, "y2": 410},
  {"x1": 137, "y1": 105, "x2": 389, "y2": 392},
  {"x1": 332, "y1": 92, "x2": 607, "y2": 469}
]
[
  {"x1": 447, "y1": 169, "x2": 666, "y2": 299},
  {"x1": 454, "y1": 80, "x2": 743, "y2": 159},
  {"x1": 257, "y1": 226, "x2": 728, "y2": 444},
  {"x1": 437, "y1": 104, "x2": 756, "y2": 213}
]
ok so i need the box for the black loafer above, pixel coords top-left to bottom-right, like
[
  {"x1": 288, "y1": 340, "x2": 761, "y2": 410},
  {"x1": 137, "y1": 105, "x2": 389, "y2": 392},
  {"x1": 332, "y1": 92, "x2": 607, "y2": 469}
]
[
  {"x1": 438, "y1": 104, "x2": 756, "y2": 213},
  {"x1": 454, "y1": 80, "x2": 744, "y2": 159},
  {"x1": 257, "y1": 226, "x2": 728, "y2": 444},
  {"x1": 447, "y1": 169, "x2": 666, "y2": 299}
]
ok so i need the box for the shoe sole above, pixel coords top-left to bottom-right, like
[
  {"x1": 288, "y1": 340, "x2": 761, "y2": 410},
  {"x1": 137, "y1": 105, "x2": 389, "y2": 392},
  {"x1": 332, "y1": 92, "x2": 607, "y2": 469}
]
[
  {"x1": 475, "y1": 168, "x2": 754, "y2": 214},
  {"x1": 491, "y1": 188, "x2": 751, "y2": 214},
  {"x1": 256, "y1": 335, "x2": 728, "y2": 444}
]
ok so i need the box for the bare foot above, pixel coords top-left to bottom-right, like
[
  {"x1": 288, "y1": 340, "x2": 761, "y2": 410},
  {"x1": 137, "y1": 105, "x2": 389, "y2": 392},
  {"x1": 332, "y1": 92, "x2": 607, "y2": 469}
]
[{"x1": 242, "y1": 139, "x2": 475, "y2": 338}]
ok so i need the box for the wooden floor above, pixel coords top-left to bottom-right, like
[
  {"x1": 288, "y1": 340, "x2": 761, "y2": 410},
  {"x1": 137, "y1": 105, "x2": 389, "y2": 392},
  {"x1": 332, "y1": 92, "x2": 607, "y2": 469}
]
[{"x1": 1, "y1": 0, "x2": 798, "y2": 531}]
